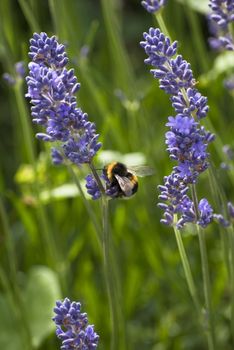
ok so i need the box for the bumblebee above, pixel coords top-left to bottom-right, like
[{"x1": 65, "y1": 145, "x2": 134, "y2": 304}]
[{"x1": 104, "y1": 161, "x2": 154, "y2": 198}]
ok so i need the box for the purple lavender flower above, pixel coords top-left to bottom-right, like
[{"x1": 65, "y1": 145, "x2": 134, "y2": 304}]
[
  {"x1": 158, "y1": 173, "x2": 216, "y2": 228},
  {"x1": 141, "y1": 0, "x2": 167, "y2": 13},
  {"x1": 208, "y1": 1, "x2": 234, "y2": 51},
  {"x1": 86, "y1": 173, "x2": 120, "y2": 200},
  {"x1": 53, "y1": 298, "x2": 99, "y2": 350},
  {"x1": 171, "y1": 88, "x2": 209, "y2": 119},
  {"x1": 158, "y1": 172, "x2": 195, "y2": 228},
  {"x1": 26, "y1": 32, "x2": 102, "y2": 167},
  {"x1": 140, "y1": 28, "x2": 214, "y2": 180},
  {"x1": 85, "y1": 174, "x2": 101, "y2": 200},
  {"x1": 197, "y1": 199, "x2": 213, "y2": 228},
  {"x1": 141, "y1": 28, "x2": 215, "y2": 228},
  {"x1": 165, "y1": 115, "x2": 213, "y2": 183}
]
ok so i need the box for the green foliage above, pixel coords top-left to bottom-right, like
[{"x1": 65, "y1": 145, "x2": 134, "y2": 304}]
[
  {"x1": 0, "y1": 267, "x2": 61, "y2": 350},
  {"x1": 0, "y1": 0, "x2": 234, "y2": 349},
  {"x1": 24, "y1": 266, "x2": 61, "y2": 348}
]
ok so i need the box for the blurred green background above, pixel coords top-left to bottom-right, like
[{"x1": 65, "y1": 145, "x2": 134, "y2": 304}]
[{"x1": 1, "y1": 0, "x2": 234, "y2": 349}]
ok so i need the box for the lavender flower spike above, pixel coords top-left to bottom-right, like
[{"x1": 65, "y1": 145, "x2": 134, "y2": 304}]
[
  {"x1": 26, "y1": 32, "x2": 102, "y2": 167},
  {"x1": 53, "y1": 298, "x2": 99, "y2": 350},
  {"x1": 141, "y1": 0, "x2": 167, "y2": 13},
  {"x1": 208, "y1": 0, "x2": 234, "y2": 51},
  {"x1": 141, "y1": 27, "x2": 215, "y2": 228},
  {"x1": 141, "y1": 27, "x2": 214, "y2": 184}
]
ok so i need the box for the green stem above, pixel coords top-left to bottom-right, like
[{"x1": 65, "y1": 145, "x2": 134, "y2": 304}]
[
  {"x1": 227, "y1": 224, "x2": 234, "y2": 342},
  {"x1": 89, "y1": 161, "x2": 106, "y2": 195},
  {"x1": 0, "y1": 198, "x2": 32, "y2": 349},
  {"x1": 173, "y1": 225, "x2": 201, "y2": 315},
  {"x1": 67, "y1": 164, "x2": 102, "y2": 244},
  {"x1": 0, "y1": 197, "x2": 17, "y2": 284},
  {"x1": 208, "y1": 165, "x2": 230, "y2": 277},
  {"x1": 191, "y1": 184, "x2": 199, "y2": 220},
  {"x1": 14, "y1": 81, "x2": 60, "y2": 270},
  {"x1": 155, "y1": 12, "x2": 171, "y2": 40},
  {"x1": 14, "y1": 81, "x2": 35, "y2": 165},
  {"x1": 102, "y1": 197, "x2": 126, "y2": 350},
  {"x1": 184, "y1": 0, "x2": 209, "y2": 72},
  {"x1": 191, "y1": 184, "x2": 215, "y2": 349},
  {"x1": 100, "y1": 0, "x2": 135, "y2": 97},
  {"x1": 197, "y1": 225, "x2": 216, "y2": 350},
  {"x1": 18, "y1": 0, "x2": 40, "y2": 33}
]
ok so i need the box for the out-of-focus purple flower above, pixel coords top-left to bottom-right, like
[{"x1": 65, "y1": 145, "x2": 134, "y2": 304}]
[
  {"x1": 213, "y1": 201, "x2": 234, "y2": 227},
  {"x1": 141, "y1": 0, "x2": 167, "y2": 13},
  {"x1": 80, "y1": 45, "x2": 90, "y2": 59},
  {"x1": 15, "y1": 61, "x2": 26, "y2": 78},
  {"x1": 209, "y1": 0, "x2": 234, "y2": 28},
  {"x1": 53, "y1": 298, "x2": 99, "y2": 350},
  {"x1": 141, "y1": 28, "x2": 214, "y2": 228},
  {"x1": 219, "y1": 145, "x2": 234, "y2": 170},
  {"x1": 2, "y1": 73, "x2": 16, "y2": 85},
  {"x1": 208, "y1": 1, "x2": 234, "y2": 51},
  {"x1": 3, "y1": 61, "x2": 26, "y2": 86},
  {"x1": 26, "y1": 32, "x2": 102, "y2": 167},
  {"x1": 220, "y1": 162, "x2": 231, "y2": 170},
  {"x1": 228, "y1": 202, "x2": 234, "y2": 218},
  {"x1": 224, "y1": 75, "x2": 234, "y2": 90},
  {"x1": 223, "y1": 144, "x2": 234, "y2": 159},
  {"x1": 213, "y1": 213, "x2": 230, "y2": 227}
]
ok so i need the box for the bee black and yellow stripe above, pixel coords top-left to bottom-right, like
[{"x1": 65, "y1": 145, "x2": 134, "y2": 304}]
[
  {"x1": 128, "y1": 173, "x2": 138, "y2": 195},
  {"x1": 105, "y1": 161, "x2": 118, "y2": 181}
]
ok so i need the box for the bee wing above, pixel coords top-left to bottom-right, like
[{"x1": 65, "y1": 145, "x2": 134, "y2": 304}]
[
  {"x1": 127, "y1": 165, "x2": 155, "y2": 177},
  {"x1": 114, "y1": 174, "x2": 134, "y2": 197}
]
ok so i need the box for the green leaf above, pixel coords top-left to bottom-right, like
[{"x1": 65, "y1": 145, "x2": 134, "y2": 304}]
[
  {"x1": 176, "y1": 0, "x2": 209, "y2": 14},
  {"x1": 200, "y1": 51, "x2": 234, "y2": 84},
  {"x1": 97, "y1": 150, "x2": 146, "y2": 166},
  {"x1": 24, "y1": 266, "x2": 61, "y2": 348},
  {"x1": 122, "y1": 153, "x2": 146, "y2": 166},
  {"x1": 39, "y1": 183, "x2": 84, "y2": 203},
  {"x1": 0, "y1": 294, "x2": 24, "y2": 350},
  {"x1": 211, "y1": 51, "x2": 234, "y2": 75}
]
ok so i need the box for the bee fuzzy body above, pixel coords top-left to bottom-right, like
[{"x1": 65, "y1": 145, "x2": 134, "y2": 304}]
[{"x1": 104, "y1": 162, "x2": 138, "y2": 198}]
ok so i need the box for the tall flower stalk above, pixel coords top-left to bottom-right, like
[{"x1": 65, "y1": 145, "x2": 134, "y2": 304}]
[
  {"x1": 208, "y1": 1, "x2": 234, "y2": 340},
  {"x1": 141, "y1": 28, "x2": 216, "y2": 348},
  {"x1": 26, "y1": 32, "x2": 125, "y2": 350}
]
